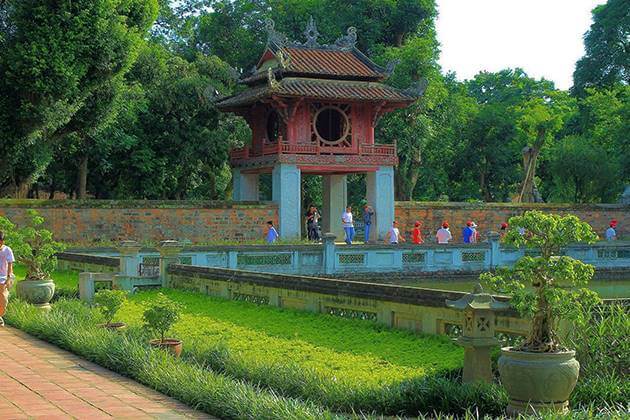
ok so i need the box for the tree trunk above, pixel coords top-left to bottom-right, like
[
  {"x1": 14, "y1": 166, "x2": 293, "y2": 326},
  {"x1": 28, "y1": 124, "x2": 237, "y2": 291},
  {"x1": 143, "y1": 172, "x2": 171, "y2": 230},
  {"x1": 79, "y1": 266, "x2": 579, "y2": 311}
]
[
  {"x1": 517, "y1": 129, "x2": 546, "y2": 203},
  {"x1": 77, "y1": 155, "x2": 88, "y2": 199}
]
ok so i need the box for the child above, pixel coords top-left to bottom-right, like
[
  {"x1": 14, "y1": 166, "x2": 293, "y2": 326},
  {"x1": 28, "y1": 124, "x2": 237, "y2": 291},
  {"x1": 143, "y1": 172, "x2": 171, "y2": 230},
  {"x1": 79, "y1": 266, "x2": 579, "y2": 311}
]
[
  {"x1": 605, "y1": 220, "x2": 617, "y2": 241},
  {"x1": 412, "y1": 221, "x2": 424, "y2": 244},
  {"x1": 499, "y1": 222, "x2": 508, "y2": 238},
  {"x1": 0, "y1": 231, "x2": 15, "y2": 327},
  {"x1": 436, "y1": 222, "x2": 452, "y2": 244},
  {"x1": 385, "y1": 221, "x2": 405, "y2": 244},
  {"x1": 265, "y1": 221, "x2": 279, "y2": 244},
  {"x1": 462, "y1": 221, "x2": 474, "y2": 243}
]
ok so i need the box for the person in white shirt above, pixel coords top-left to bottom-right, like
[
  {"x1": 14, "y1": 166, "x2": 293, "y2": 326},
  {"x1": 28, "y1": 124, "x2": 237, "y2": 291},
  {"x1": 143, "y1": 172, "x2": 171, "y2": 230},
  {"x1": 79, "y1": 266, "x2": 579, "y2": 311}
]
[
  {"x1": 385, "y1": 221, "x2": 406, "y2": 244},
  {"x1": 436, "y1": 222, "x2": 452, "y2": 244},
  {"x1": 0, "y1": 231, "x2": 15, "y2": 327},
  {"x1": 341, "y1": 206, "x2": 355, "y2": 245}
]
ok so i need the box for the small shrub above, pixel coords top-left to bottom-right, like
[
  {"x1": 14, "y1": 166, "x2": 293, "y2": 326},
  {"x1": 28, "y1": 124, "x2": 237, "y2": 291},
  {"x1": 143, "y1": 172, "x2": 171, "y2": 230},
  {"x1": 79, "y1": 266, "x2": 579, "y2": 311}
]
[
  {"x1": 142, "y1": 292, "x2": 182, "y2": 342},
  {"x1": 94, "y1": 289, "x2": 127, "y2": 325}
]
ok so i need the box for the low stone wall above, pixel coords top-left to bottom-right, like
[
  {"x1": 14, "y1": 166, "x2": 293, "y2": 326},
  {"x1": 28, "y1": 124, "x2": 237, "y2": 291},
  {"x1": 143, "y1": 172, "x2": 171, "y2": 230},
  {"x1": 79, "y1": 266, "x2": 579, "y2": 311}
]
[
  {"x1": 167, "y1": 264, "x2": 529, "y2": 337},
  {"x1": 56, "y1": 252, "x2": 119, "y2": 273},
  {"x1": 396, "y1": 202, "x2": 629, "y2": 241},
  {"x1": 0, "y1": 200, "x2": 278, "y2": 244}
]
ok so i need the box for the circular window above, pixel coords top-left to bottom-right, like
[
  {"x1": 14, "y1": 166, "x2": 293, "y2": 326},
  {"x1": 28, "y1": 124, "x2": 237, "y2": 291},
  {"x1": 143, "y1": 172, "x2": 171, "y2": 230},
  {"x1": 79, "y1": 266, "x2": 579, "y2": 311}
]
[
  {"x1": 314, "y1": 106, "x2": 349, "y2": 144},
  {"x1": 266, "y1": 110, "x2": 282, "y2": 142}
]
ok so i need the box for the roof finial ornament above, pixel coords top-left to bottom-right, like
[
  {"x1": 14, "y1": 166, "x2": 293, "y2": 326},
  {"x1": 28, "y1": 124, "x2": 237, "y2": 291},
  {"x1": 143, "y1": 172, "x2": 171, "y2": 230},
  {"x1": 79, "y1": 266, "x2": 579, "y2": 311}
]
[
  {"x1": 265, "y1": 17, "x2": 288, "y2": 48},
  {"x1": 384, "y1": 59, "x2": 400, "y2": 77},
  {"x1": 334, "y1": 26, "x2": 357, "y2": 50},
  {"x1": 267, "y1": 68, "x2": 280, "y2": 90},
  {"x1": 404, "y1": 77, "x2": 429, "y2": 98},
  {"x1": 303, "y1": 16, "x2": 320, "y2": 48}
]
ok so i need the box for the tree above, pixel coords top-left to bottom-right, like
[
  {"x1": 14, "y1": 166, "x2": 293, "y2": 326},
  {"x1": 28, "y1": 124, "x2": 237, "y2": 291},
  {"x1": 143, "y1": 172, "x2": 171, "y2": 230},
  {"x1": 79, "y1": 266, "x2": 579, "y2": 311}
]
[
  {"x1": 573, "y1": 0, "x2": 630, "y2": 95},
  {"x1": 0, "y1": 0, "x2": 158, "y2": 197}
]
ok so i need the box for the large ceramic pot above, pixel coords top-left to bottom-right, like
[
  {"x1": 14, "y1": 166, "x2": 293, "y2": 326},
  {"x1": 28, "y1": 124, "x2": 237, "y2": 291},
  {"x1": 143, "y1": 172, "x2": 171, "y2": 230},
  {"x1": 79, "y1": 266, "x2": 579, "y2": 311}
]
[
  {"x1": 149, "y1": 339, "x2": 183, "y2": 357},
  {"x1": 16, "y1": 278, "x2": 55, "y2": 310},
  {"x1": 498, "y1": 347, "x2": 580, "y2": 415}
]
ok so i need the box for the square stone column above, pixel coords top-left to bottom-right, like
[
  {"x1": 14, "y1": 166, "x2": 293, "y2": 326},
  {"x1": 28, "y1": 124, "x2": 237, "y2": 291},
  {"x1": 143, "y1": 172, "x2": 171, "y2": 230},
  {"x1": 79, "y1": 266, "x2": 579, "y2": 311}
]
[
  {"x1": 232, "y1": 168, "x2": 259, "y2": 201},
  {"x1": 117, "y1": 240, "x2": 142, "y2": 277},
  {"x1": 157, "y1": 240, "x2": 183, "y2": 287},
  {"x1": 366, "y1": 166, "x2": 395, "y2": 241},
  {"x1": 322, "y1": 174, "x2": 347, "y2": 240},
  {"x1": 272, "y1": 164, "x2": 301, "y2": 239}
]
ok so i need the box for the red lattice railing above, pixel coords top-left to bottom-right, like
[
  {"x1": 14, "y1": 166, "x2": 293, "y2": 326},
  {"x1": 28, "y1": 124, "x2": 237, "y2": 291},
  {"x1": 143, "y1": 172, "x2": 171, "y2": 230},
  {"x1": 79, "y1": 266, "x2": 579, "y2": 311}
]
[{"x1": 231, "y1": 141, "x2": 396, "y2": 160}]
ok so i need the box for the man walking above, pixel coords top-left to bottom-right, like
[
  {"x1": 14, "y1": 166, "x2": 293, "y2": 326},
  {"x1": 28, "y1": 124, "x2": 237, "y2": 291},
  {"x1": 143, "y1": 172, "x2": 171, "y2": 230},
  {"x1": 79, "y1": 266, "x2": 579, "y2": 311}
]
[
  {"x1": 341, "y1": 206, "x2": 355, "y2": 245},
  {"x1": 0, "y1": 231, "x2": 15, "y2": 327},
  {"x1": 362, "y1": 204, "x2": 374, "y2": 243}
]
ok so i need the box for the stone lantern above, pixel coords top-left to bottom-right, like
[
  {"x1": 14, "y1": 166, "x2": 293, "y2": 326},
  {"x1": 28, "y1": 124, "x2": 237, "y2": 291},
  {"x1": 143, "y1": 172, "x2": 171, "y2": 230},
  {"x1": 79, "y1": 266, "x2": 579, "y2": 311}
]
[{"x1": 446, "y1": 283, "x2": 511, "y2": 384}]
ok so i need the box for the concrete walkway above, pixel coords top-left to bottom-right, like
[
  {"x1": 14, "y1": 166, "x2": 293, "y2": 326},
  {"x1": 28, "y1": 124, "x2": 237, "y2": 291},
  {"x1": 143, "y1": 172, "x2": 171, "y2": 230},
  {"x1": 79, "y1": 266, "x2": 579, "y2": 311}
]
[{"x1": 0, "y1": 326, "x2": 213, "y2": 419}]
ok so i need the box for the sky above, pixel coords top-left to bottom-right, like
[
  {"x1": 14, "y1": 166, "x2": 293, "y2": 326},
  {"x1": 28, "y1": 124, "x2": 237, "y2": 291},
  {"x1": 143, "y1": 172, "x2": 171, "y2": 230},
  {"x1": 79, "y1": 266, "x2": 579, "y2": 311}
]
[{"x1": 435, "y1": 0, "x2": 606, "y2": 90}]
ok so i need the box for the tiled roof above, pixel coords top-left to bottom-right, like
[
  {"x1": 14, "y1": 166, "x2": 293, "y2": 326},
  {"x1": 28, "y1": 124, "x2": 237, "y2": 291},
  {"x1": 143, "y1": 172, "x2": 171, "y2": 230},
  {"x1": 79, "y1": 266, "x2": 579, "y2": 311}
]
[
  {"x1": 216, "y1": 77, "x2": 416, "y2": 109},
  {"x1": 283, "y1": 47, "x2": 383, "y2": 79}
]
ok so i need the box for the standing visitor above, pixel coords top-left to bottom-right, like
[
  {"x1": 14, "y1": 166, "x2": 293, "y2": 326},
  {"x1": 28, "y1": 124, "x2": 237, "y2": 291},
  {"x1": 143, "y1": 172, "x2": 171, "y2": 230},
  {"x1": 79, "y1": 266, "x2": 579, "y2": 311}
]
[
  {"x1": 363, "y1": 204, "x2": 375, "y2": 243},
  {"x1": 0, "y1": 232, "x2": 15, "y2": 327},
  {"x1": 412, "y1": 221, "x2": 424, "y2": 244},
  {"x1": 500, "y1": 222, "x2": 508, "y2": 239},
  {"x1": 341, "y1": 206, "x2": 355, "y2": 245},
  {"x1": 605, "y1": 220, "x2": 617, "y2": 241},
  {"x1": 470, "y1": 221, "x2": 480, "y2": 243},
  {"x1": 305, "y1": 205, "x2": 320, "y2": 241},
  {"x1": 436, "y1": 222, "x2": 452, "y2": 244},
  {"x1": 385, "y1": 221, "x2": 405, "y2": 244},
  {"x1": 462, "y1": 221, "x2": 474, "y2": 243},
  {"x1": 265, "y1": 221, "x2": 279, "y2": 244}
]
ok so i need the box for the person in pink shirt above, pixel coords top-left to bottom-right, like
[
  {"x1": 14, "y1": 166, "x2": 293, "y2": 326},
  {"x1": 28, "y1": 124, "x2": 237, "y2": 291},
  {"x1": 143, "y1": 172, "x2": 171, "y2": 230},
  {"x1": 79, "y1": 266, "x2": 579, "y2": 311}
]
[{"x1": 436, "y1": 222, "x2": 452, "y2": 244}]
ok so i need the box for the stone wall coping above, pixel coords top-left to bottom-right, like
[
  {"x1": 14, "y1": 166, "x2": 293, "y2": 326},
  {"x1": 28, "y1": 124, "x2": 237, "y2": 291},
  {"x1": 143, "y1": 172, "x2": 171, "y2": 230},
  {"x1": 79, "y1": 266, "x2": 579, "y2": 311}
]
[
  {"x1": 0, "y1": 199, "x2": 276, "y2": 209},
  {"x1": 395, "y1": 201, "x2": 629, "y2": 210},
  {"x1": 167, "y1": 263, "x2": 520, "y2": 313},
  {"x1": 56, "y1": 252, "x2": 120, "y2": 267}
]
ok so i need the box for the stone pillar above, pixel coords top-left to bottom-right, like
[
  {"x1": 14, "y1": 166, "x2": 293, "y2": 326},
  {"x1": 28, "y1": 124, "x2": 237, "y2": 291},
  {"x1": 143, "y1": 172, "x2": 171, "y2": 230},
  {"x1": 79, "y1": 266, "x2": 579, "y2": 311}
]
[
  {"x1": 157, "y1": 240, "x2": 183, "y2": 287},
  {"x1": 487, "y1": 231, "x2": 501, "y2": 269},
  {"x1": 322, "y1": 233, "x2": 337, "y2": 275},
  {"x1": 366, "y1": 166, "x2": 395, "y2": 241},
  {"x1": 322, "y1": 175, "x2": 347, "y2": 240},
  {"x1": 232, "y1": 168, "x2": 259, "y2": 201},
  {"x1": 272, "y1": 164, "x2": 301, "y2": 239},
  {"x1": 446, "y1": 284, "x2": 510, "y2": 384},
  {"x1": 117, "y1": 240, "x2": 142, "y2": 277}
]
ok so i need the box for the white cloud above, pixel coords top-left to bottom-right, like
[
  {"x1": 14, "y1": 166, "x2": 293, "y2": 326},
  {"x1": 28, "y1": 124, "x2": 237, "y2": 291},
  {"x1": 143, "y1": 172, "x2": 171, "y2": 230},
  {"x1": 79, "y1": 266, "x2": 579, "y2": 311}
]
[{"x1": 436, "y1": 0, "x2": 606, "y2": 90}]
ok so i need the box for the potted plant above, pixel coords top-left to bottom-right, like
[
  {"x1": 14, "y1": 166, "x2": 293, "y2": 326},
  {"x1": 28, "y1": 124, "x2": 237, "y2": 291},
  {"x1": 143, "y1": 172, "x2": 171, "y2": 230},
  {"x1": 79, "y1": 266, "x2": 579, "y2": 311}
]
[
  {"x1": 94, "y1": 289, "x2": 128, "y2": 331},
  {"x1": 5, "y1": 210, "x2": 65, "y2": 309},
  {"x1": 481, "y1": 211, "x2": 600, "y2": 415},
  {"x1": 143, "y1": 292, "x2": 183, "y2": 357}
]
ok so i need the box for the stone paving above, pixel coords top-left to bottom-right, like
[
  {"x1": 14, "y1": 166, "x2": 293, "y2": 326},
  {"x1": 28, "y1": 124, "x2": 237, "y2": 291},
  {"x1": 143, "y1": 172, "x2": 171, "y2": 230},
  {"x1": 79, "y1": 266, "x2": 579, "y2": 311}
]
[{"x1": 0, "y1": 326, "x2": 214, "y2": 419}]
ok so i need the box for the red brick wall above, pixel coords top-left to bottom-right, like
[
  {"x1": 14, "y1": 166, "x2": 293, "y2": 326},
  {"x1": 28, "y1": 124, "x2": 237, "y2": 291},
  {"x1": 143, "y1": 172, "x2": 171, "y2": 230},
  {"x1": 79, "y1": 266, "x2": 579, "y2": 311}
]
[
  {"x1": 395, "y1": 202, "x2": 629, "y2": 243},
  {"x1": 0, "y1": 201, "x2": 278, "y2": 244}
]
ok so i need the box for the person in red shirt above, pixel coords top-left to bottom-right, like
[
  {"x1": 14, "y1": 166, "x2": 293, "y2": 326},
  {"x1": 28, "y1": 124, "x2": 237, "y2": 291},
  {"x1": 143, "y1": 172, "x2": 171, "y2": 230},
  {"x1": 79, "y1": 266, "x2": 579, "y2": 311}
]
[{"x1": 412, "y1": 221, "x2": 424, "y2": 244}]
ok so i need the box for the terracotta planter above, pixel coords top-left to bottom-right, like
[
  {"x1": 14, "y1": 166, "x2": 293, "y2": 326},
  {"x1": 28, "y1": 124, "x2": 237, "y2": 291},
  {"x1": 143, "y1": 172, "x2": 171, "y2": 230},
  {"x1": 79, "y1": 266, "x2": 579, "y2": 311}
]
[
  {"x1": 498, "y1": 347, "x2": 580, "y2": 415},
  {"x1": 99, "y1": 322, "x2": 127, "y2": 332},
  {"x1": 16, "y1": 278, "x2": 55, "y2": 310},
  {"x1": 149, "y1": 339, "x2": 183, "y2": 357}
]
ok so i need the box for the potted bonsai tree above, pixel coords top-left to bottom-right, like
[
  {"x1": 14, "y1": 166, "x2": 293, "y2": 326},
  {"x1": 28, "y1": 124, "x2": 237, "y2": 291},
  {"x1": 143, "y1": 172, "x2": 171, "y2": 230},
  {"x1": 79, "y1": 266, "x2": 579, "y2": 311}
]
[
  {"x1": 143, "y1": 292, "x2": 183, "y2": 357},
  {"x1": 481, "y1": 211, "x2": 600, "y2": 415},
  {"x1": 94, "y1": 289, "x2": 128, "y2": 331},
  {"x1": 9, "y1": 210, "x2": 65, "y2": 309}
]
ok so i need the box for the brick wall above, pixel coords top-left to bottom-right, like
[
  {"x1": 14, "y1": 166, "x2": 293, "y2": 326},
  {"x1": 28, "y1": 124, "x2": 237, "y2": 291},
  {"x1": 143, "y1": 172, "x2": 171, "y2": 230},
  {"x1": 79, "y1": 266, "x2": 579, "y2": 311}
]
[
  {"x1": 395, "y1": 202, "x2": 629, "y2": 243},
  {"x1": 0, "y1": 200, "x2": 278, "y2": 244}
]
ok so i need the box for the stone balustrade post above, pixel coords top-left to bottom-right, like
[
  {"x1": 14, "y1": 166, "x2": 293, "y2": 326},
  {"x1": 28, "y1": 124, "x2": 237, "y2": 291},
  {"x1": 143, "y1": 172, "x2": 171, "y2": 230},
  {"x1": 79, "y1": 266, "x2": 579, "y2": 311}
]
[
  {"x1": 446, "y1": 284, "x2": 511, "y2": 384},
  {"x1": 322, "y1": 233, "x2": 337, "y2": 275},
  {"x1": 117, "y1": 240, "x2": 142, "y2": 277},
  {"x1": 487, "y1": 231, "x2": 501, "y2": 269},
  {"x1": 157, "y1": 240, "x2": 183, "y2": 287}
]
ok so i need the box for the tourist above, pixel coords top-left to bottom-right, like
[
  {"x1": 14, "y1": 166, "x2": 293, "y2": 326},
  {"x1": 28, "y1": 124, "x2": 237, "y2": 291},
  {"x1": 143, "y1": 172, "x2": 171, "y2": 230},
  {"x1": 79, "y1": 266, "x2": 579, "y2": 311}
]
[
  {"x1": 605, "y1": 220, "x2": 617, "y2": 241},
  {"x1": 412, "y1": 221, "x2": 424, "y2": 244},
  {"x1": 385, "y1": 221, "x2": 405, "y2": 244},
  {"x1": 341, "y1": 206, "x2": 355, "y2": 245},
  {"x1": 0, "y1": 231, "x2": 15, "y2": 327},
  {"x1": 471, "y1": 221, "x2": 480, "y2": 243},
  {"x1": 462, "y1": 221, "x2": 474, "y2": 244},
  {"x1": 436, "y1": 222, "x2": 452, "y2": 244},
  {"x1": 265, "y1": 221, "x2": 279, "y2": 244},
  {"x1": 363, "y1": 204, "x2": 374, "y2": 243},
  {"x1": 305, "y1": 205, "x2": 320, "y2": 241},
  {"x1": 500, "y1": 222, "x2": 508, "y2": 238}
]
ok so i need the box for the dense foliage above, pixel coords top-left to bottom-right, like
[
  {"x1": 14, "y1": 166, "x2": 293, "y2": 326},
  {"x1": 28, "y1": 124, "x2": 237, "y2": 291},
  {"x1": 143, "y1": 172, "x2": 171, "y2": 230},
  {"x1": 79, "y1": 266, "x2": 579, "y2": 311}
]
[
  {"x1": 1, "y1": 0, "x2": 628, "y2": 204},
  {"x1": 94, "y1": 289, "x2": 128, "y2": 325},
  {"x1": 481, "y1": 212, "x2": 600, "y2": 352},
  {"x1": 142, "y1": 292, "x2": 183, "y2": 342}
]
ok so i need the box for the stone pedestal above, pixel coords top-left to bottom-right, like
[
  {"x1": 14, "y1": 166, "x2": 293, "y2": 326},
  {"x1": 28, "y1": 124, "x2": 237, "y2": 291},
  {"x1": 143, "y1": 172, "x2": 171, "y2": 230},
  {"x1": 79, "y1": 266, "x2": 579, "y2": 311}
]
[
  {"x1": 487, "y1": 231, "x2": 501, "y2": 268},
  {"x1": 322, "y1": 175, "x2": 347, "y2": 240},
  {"x1": 157, "y1": 240, "x2": 183, "y2": 287},
  {"x1": 366, "y1": 166, "x2": 395, "y2": 241},
  {"x1": 322, "y1": 233, "x2": 337, "y2": 274},
  {"x1": 272, "y1": 164, "x2": 301, "y2": 239},
  {"x1": 232, "y1": 169, "x2": 259, "y2": 201},
  {"x1": 117, "y1": 240, "x2": 142, "y2": 277}
]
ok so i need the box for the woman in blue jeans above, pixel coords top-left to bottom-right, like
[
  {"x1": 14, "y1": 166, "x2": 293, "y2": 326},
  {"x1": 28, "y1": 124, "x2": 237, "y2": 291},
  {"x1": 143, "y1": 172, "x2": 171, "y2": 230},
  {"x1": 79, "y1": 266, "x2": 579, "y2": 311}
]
[{"x1": 341, "y1": 206, "x2": 355, "y2": 244}]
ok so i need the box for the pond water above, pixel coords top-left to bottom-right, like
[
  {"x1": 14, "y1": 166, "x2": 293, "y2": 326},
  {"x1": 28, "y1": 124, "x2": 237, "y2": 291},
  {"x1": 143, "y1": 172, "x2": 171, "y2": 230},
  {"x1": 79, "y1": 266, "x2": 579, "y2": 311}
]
[{"x1": 395, "y1": 278, "x2": 630, "y2": 300}]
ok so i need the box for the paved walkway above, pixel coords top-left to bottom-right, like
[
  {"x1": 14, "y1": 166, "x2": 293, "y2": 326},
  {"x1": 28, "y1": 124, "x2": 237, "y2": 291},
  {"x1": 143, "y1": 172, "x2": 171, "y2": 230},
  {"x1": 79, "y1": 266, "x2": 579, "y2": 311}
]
[{"x1": 0, "y1": 326, "x2": 213, "y2": 419}]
